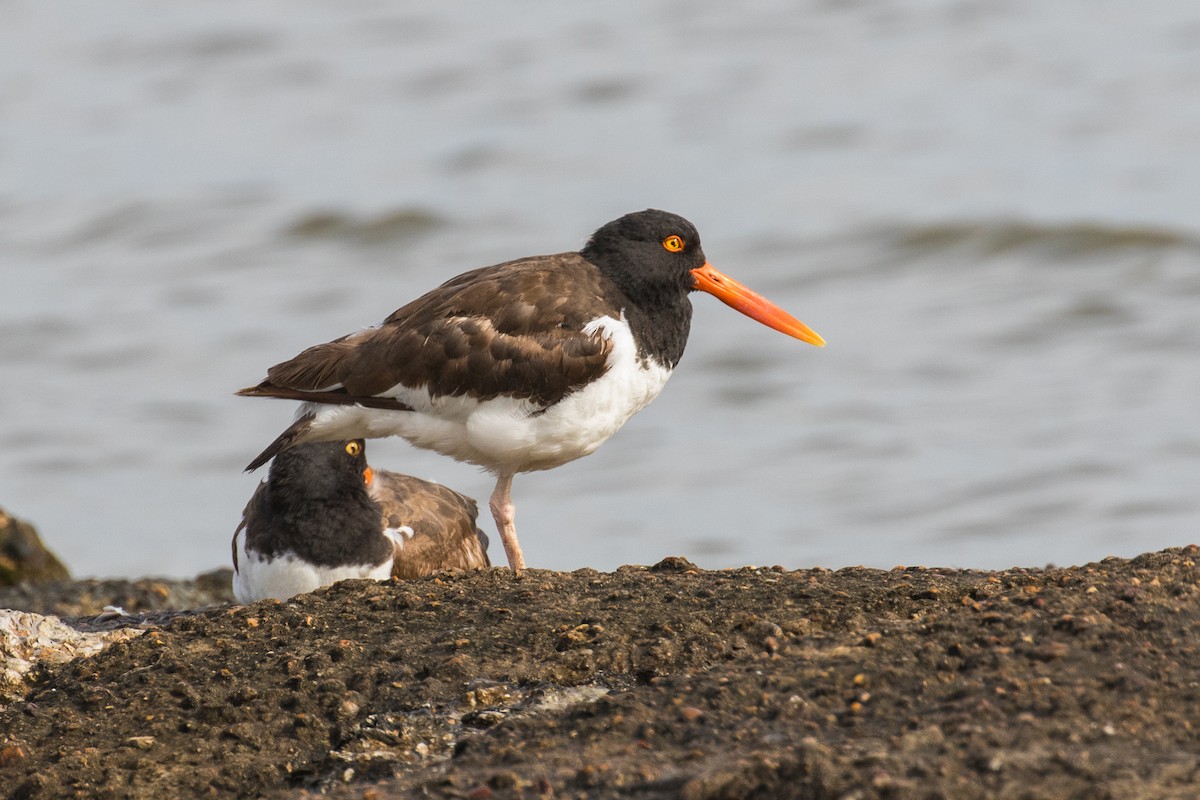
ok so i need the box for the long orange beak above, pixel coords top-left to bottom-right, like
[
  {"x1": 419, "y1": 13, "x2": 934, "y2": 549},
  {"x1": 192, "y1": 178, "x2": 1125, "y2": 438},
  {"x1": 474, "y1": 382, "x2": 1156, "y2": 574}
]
[
  {"x1": 363, "y1": 466, "x2": 374, "y2": 486},
  {"x1": 691, "y1": 263, "x2": 825, "y2": 346}
]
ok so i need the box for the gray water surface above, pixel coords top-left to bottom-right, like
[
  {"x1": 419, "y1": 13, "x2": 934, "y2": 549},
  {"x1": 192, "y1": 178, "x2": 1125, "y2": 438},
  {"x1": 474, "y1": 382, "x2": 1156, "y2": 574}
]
[{"x1": 2, "y1": 1, "x2": 1198, "y2": 577}]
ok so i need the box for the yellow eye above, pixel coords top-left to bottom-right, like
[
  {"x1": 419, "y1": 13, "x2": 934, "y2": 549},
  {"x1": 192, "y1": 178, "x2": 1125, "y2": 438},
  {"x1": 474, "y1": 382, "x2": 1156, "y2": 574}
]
[
  {"x1": 662, "y1": 235, "x2": 685, "y2": 253},
  {"x1": 344, "y1": 441, "x2": 362, "y2": 457}
]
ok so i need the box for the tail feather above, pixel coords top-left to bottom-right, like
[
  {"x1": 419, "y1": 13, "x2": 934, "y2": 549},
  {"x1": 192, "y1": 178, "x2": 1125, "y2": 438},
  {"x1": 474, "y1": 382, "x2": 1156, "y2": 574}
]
[
  {"x1": 238, "y1": 381, "x2": 414, "y2": 471},
  {"x1": 245, "y1": 413, "x2": 316, "y2": 472},
  {"x1": 236, "y1": 382, "x2": 412, "y2": 411}
]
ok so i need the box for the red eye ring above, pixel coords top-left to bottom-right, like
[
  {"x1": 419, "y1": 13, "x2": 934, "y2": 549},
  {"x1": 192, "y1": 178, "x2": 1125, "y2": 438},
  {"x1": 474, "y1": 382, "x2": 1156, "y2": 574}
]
[{"x1": 663, "y1": 235, "x2": 685, "y2": 253}]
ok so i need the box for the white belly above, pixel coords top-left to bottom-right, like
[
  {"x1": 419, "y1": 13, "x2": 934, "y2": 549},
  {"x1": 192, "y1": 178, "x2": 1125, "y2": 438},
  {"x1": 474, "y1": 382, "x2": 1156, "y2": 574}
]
[
  {"x1": 232, "y1": 532, "x2": 393, "y2": 603},
  {"x1": 302, "y1": 315, "x2": 672, "y2": 474}
]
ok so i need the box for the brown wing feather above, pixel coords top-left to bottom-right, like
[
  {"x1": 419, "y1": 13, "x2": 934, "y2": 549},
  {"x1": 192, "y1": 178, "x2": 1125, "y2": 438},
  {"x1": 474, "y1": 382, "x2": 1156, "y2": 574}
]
[
  {"x1": 241, "y1": 254, "x2": 622, "y2": 408},
  {"x1": 372, "y1": 471, "x2": 490, "y2": 579},
  {"x1": 264, "y1": 336, "x2": 367, "y2": 393}
]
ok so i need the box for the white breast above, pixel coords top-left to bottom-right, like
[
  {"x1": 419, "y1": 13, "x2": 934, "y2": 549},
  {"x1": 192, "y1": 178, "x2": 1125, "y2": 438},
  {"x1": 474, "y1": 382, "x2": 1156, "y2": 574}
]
[
  {"x1": 493, "y1": 314, "x2": 672, "y2": 471},
  {"x1": 232, "y1": 531, "x2": 394, "y2": 603}
]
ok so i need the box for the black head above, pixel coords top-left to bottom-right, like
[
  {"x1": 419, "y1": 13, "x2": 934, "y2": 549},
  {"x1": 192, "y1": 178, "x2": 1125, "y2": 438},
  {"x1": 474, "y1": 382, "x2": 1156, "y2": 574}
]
[
  {"x1": 252, "y1": 439, "x2": 391, "y2": 569},
  {"x1": 266, "y1": 439, "x2": 372, "y2": 507},
  {"x1": 581, "y1": 209, "x2": 708, "y2": 305},
  {"x1": 585, "y1": 209, "x2": 826, "y2": 349}
]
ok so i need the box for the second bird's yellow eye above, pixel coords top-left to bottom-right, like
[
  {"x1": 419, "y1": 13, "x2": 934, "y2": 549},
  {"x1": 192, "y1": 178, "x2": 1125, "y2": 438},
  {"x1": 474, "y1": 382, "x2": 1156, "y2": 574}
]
[
  {"x1": 662, "y1": 235, "x2": 685, "y2": 253},
  {"x1": 345, "y1": 441, "x2": 362, "y2": 456}
]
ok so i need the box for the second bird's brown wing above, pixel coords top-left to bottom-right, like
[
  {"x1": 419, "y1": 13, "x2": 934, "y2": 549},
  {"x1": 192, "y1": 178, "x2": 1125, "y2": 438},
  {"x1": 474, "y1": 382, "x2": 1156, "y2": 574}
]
[{"x1": 371, "y1": 471, "x2": 490, "y2": 580}]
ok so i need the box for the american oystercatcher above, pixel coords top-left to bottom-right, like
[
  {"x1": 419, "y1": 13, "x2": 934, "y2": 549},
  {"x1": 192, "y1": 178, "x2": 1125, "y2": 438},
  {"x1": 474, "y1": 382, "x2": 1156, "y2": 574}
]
[
  {"x1": 232, "y1": 439, "x2": 489, "y2": 603},
  {"x1": 238, "y1": 209, "x2": 824, "y2": 572}
]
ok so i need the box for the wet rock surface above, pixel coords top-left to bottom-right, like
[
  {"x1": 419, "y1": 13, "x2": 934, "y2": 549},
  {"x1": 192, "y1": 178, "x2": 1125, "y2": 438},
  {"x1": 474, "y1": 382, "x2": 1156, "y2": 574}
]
[{"x1": 1, "y1": 548, "x2": 1199, "y2": 799}]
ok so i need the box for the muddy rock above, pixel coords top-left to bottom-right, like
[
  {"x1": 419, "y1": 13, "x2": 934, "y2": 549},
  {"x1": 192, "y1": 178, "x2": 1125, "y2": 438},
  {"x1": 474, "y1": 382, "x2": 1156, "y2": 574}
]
[
  {"x1": 1, "y1": 549, "x2": 1199, "y2": 799},
  {"x1": 0, "y1": 568, "x2": 234, "y2": 707},
  {"x1": 0, "y1": 610, "x2": 144, "y2": 703},
  {"x1": 0, "y1": 508, "x2": 69, "y2": 586}
]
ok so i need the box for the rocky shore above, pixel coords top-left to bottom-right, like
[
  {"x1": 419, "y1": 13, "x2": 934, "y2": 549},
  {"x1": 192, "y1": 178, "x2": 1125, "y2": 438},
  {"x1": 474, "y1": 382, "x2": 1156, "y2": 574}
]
[{"x1": 1, "y1": 547, "x2": 1199, "y2": 799}]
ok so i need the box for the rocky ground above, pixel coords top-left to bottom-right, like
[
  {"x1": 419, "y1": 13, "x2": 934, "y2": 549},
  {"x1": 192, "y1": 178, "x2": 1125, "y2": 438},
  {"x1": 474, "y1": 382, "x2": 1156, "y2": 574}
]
[{"x1": 1, "y1": 548, "x2": 1199, "y2": 799}]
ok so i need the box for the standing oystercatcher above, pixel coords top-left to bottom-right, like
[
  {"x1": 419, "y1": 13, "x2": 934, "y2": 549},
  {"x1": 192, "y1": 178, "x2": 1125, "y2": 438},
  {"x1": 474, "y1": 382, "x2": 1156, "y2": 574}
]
[
  {"x1": 238, "y1": 209, "x2": 824, "y2": 572},
  {"x1": 232, "y1": 440, "x2": 489, "y2": 602}
]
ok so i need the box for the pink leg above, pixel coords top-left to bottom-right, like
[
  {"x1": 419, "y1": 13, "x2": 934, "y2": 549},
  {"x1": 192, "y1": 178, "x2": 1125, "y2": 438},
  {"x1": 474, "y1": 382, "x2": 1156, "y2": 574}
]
[{"x1": 489, "y1": 471, "x2": 525, "y2": 572}]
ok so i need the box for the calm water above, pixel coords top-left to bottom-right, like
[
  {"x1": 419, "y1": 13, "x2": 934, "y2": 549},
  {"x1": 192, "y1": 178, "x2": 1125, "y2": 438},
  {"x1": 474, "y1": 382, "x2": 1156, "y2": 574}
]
[{"x1": 2, "y1": 1, "x2": 1198, "y2": 577}]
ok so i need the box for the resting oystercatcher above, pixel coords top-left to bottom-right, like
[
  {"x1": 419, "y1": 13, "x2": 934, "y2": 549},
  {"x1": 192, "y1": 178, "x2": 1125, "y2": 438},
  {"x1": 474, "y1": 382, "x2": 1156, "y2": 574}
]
[
  {"x1": 238, "y1": 209, "x2": 823, "y2": 572},
  {"x1": 232, "y1": 440, "x2": 489, "y2": 602}
]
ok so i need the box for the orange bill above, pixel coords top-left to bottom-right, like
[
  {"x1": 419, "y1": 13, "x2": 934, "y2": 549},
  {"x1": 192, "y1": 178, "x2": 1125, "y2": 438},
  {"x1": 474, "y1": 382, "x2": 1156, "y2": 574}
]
[
  {"x1": 691, "y1": 263, "x2": 825, "y2": 346},
  {"x1": 363, "y1": 466, "x2": 374, "y2": 486}
]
